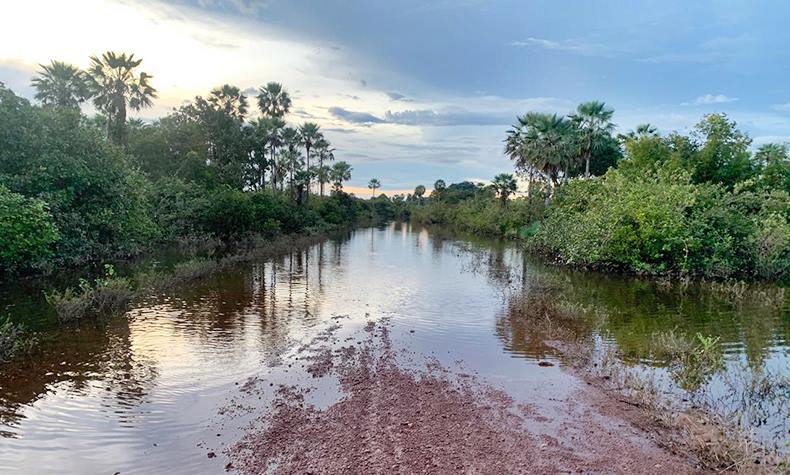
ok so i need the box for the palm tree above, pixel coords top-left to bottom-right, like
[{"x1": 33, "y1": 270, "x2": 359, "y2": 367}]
[
  {"x1": 31, "y1": 60, "x2": 90, "y2": 108},
  {"x1": 413, "y1": 185, "x2": 426, "y2": 204},
  {"x1": 620, "y1": 123, "x2": 659, "y2": 142},
  {"x1": 315, "y1": 137, "x2": 335, "y2": 195},
  {"x1": 263, "y1": 117, "x2": 286, "y2": 188},
  {"x1": 311, "y1": 164, "x2": 331, "y2": 196},
  {"x1": 86, "y1": 51, "x2": 157, "y2": 145},
  {"x1": 635, "y1": 123, "x2": 658, "y2": 137},
  {"x1": 257, "y1": 82, "x2": 292, "y2": 118},
  {"x1": 330, "y1": 161, "x2": 352, "y2": 193},
  {"x1": 299, "y1": 122, "x2": 322, "y2": 193},
  {"x1": 570, "y1": 101, "x2": 615, "y2": 178},
  {"x1": 505, "y1": 112, "x2": 576, "y2": 196},
  {"x1": 433, "y1": 179, "x2": 446, "y2": 201},
  {"x1": 368, "y1": 178, "x2": 381, "y2": 197},
  {"x1": 208, "y1": 84, "x2": 248, "y2": 121},
  {"x1": 755, "y1": 143, "x2": 788, "y2": 166},
  {"x1": 490, "y1": 173, "x2": 517, "y2": 207},
  {"x1": 281, "y1": 126, "x2": 301, "y2": 194}
]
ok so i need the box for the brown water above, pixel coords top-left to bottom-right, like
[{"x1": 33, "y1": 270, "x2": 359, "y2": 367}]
[{"x1": 0, "y1": 223, "x2": 788, "y2": 473}]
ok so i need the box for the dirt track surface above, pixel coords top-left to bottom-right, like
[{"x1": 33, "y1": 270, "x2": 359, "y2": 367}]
[{"x1": 226, "y1": 321, "x2": 703, "y2": 474}]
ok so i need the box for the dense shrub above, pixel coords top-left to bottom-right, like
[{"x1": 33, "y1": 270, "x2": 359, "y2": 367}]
[
  {"x1": 531, "y1": 167, "x2": 790, "y2": 281},
  {"x1": 411, "y1": 192, "x2": 545, "y2": 238},
  {"x1": 0, "y1": 86, "x2": 157, "y2": 265},
  {"x1": 0, "y1": 185, "x2": 60, "y2": 271}
]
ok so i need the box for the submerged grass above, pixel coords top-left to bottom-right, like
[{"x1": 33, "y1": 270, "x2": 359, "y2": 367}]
[
  {"x1": 506, "y1": 293, "x2": 788, "y2": 473},
  {"x1": 0, "y1": 317, "x2": 37, "y2": 363},
  {"x1": 44, "y1": 229, "x2": 343, "y2": 324}
]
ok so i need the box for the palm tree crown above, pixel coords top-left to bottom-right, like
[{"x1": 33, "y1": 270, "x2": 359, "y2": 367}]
[
  {"x1": 209, "y1": 84, "x2": 248, "y2": 121},
  {"x1": 257, "y1": 82, "x2": 292, "y2": 118},
  {"x1": 368, "y1": 178, "x2": 381, "y2": 196},
  {"x1": 87, "y1": 51, "x2": 157, "y2": 144},
  {"x1": 490, "y1": 173, "x2": 517, "y2": 206},
  {"x1": 505, "y1": 112, "x2": 576, "y2": 191},
  {"x1": 570, "y1": 100, "x2": 615, "y2": 178},
  {"x1": 31, "y1": 60, "x2": 90, "y2": 108},
  {"x1": 330, "y1": 161, "x2": 352, "y2": 192}
]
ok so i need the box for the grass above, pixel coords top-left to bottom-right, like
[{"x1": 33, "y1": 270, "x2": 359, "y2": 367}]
[
  {"x1": 0, "y1": 317, "x2": 37, "y2": 363},
  {"x1": 506, "y1": 293, "x2": 788, "y2": 473},
  {"x1": 44, "y1": 229, "x2": 344, "y2": 323},
  {"x1": 45, "y1": 269, "x2": 134, "y2": 323}
]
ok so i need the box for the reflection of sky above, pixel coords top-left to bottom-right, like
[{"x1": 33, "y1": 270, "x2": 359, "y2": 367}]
[
  {"x1": 0, "y1": 224, "x2": 787, "y2": 471},
  {"x1": 4, "y1": 1, "x2": 790, "y2": 191}
]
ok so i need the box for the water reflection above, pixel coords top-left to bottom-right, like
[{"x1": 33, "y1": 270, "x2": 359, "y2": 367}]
[{"x1": 0, "y1": 223, "x2": 787, "y2": 473}]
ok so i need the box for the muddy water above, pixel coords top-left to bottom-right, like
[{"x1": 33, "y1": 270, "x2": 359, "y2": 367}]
[{"x1": 0, "y1": 223, "x2": 788, "y2": 473}]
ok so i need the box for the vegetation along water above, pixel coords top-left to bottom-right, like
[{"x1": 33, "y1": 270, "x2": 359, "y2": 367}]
[{"x1": 0, "y1": 46, "x2": 788, "y2": 474}]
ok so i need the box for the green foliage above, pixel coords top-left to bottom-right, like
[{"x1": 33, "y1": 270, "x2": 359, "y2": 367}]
[
  {"x1": 412, "y1": 190, "x2": 545, "y2": 238},
  {"x1": 0, "y1": 86, "x2": 157, "y2": 267},
  {"x1": 691, "y1": 114, "x2": 755, "y2": 188},
  {"x1": 0, "y1": 317, "x2": 37, "y2": 363},
  {"x1": 1, "y1": 68, "x2": 371, "y2": 278},
  {"x1": 45, "y1": 264, "x2": 133, "y2": 322},
  {"x1": 531, "y1": 166, "x2": 790, "y2": 281},
  {"x1": 0, "y1": 185, "x2": 59, "y2": 271}
]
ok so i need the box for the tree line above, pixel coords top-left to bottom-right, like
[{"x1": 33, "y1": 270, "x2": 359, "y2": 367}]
[
  {"x1": 0, "y1": 51, "x2": 375, "y2": 275},
  {"x1": 406, "y1": 102, "x2": 790, "y2": 282}
]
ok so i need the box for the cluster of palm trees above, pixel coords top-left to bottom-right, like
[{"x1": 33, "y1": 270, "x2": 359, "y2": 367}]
[
  {"x1": 504, "y1": 101, "x2": 617, "y2": 197},
  {"x1": 32, "y1": 52, "x2": 157, "y2": 145},
  {"x1": 246, "y1": 82, "x2": 350, "y2": 197},
  {"x1": 30, "y1": 52, "x2": 353, "y2": 198}
]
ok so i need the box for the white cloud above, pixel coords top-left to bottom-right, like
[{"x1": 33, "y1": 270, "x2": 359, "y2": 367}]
[
  {"x1": 681, "y1": 94, "x2": 738, "y2": 106},
  {"x1": 771, "y1": 103, "x2": 790, "y2": 112},
  {"x1": 509, "y1": 37, "x2": 611, "y2": 57}
]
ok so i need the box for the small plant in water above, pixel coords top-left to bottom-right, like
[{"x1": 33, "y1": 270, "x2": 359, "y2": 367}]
[
  {"x1": 0, "y1": 317, "x2": 37, "y2": 363},
  {"x1": 45, "y1": 264, "x2": 133, "y2": 322}
]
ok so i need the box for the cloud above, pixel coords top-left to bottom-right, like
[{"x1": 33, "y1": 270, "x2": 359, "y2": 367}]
[
  {"x1": 328, "y1": 106, "x2": 385, "y2": 124},
  {"x1": 681, "y1": 94, "x2": 738, "y2": 106},
  {"x1": 196, "y1": 0, "x2": 271, "y2": 16},
  {"x1": 384, "y1": 108, "x2": 510, "y2": 126},
  {"x1": 509, "y1": 37, "x2": 611, "y2": 57},
  {"x1": 327, "y1": 105, "x2": 512, "y2": 127},
  {"x1": 385, "y1": 91, "x2": 411, "y2": 102},
  {"x1": 772, "y1": 103, "x2": 790, "y2": 112}
]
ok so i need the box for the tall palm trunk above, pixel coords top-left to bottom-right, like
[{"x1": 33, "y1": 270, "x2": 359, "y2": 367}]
[
  {"x1": 305, "y1": 145, "x2": 311, "y2": 195},
  {"x1": 319, "y1": 154, "x2": 324, "y2": 196},
  {"x1": 269, "y1": 142, "x2": 276, "y2": 190},
  {"x1": 584, "y1": 134, "x2": 592, "y2": 178}
]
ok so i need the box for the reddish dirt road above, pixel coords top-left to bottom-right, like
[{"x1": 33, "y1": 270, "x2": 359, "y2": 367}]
[{"x1": 225, "y1": 321, "x2": 706, "y2": 474}]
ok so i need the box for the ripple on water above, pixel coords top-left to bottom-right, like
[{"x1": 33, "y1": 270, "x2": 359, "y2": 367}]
[{"x1": 0, "y1": 223, "x2": 788, "y2": 472}]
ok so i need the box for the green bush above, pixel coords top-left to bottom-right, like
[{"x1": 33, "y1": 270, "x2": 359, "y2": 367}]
[
  {"x1": 45, "y1": 264, "x2": 133, "y2": 322},
  {"x1": 0, "y1": 317, "x2": 37, "y2": 363},
  {"x1": 0, "y1": 86, "x2": 157, "y2": 264},
  {"x1": 531, "y1": 166, "x2": 790, "y2": 281},
  {"x1": 0, "y1": 185, "x2": 59, "y2": 271}
]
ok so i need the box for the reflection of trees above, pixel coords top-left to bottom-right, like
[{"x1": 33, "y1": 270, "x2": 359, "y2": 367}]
[
  {"x1": 462, "y1": 244, "x2": 786, "y2": 373},
  {"x1": 494, "y1": 299, "x2": 566, "y2": 360},
  {"x1": 0, "y1": 317, "x2": 158, "y2": 433},
  {"x1": 455, "y1": 233, "x2": 788, "y2": 446}
]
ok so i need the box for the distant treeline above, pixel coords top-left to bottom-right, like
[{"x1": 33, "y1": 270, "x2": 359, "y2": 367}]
[
  {"x1": 0, "y1": 52, "x2": 396, "y2": 276},
  {"x1": 408, "y1": 103, "x2": 790, "y2": 282}
]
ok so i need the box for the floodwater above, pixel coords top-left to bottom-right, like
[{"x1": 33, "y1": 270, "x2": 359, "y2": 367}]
[{"x1": 0, "y1": 223, "x2": 788, "y2": 473}]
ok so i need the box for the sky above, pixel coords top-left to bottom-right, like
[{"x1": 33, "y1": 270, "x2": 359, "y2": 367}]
[{"x1": 2, "y1": 0, "x2": 790, "y2": 195}]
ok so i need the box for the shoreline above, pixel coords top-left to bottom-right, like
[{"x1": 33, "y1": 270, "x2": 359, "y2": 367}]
[{"x1": 223, "y1": 318, "x2": 729, "y2": 474}]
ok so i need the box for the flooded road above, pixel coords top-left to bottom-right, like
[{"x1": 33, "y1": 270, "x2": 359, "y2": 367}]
[{"x1": 0, "y1": 223, "x2": 788, "y2": 473}]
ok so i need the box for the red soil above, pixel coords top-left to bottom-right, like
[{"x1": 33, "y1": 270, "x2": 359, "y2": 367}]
[{"x1": 226, "y1": 322, "x2": 705, "y2": 474}]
